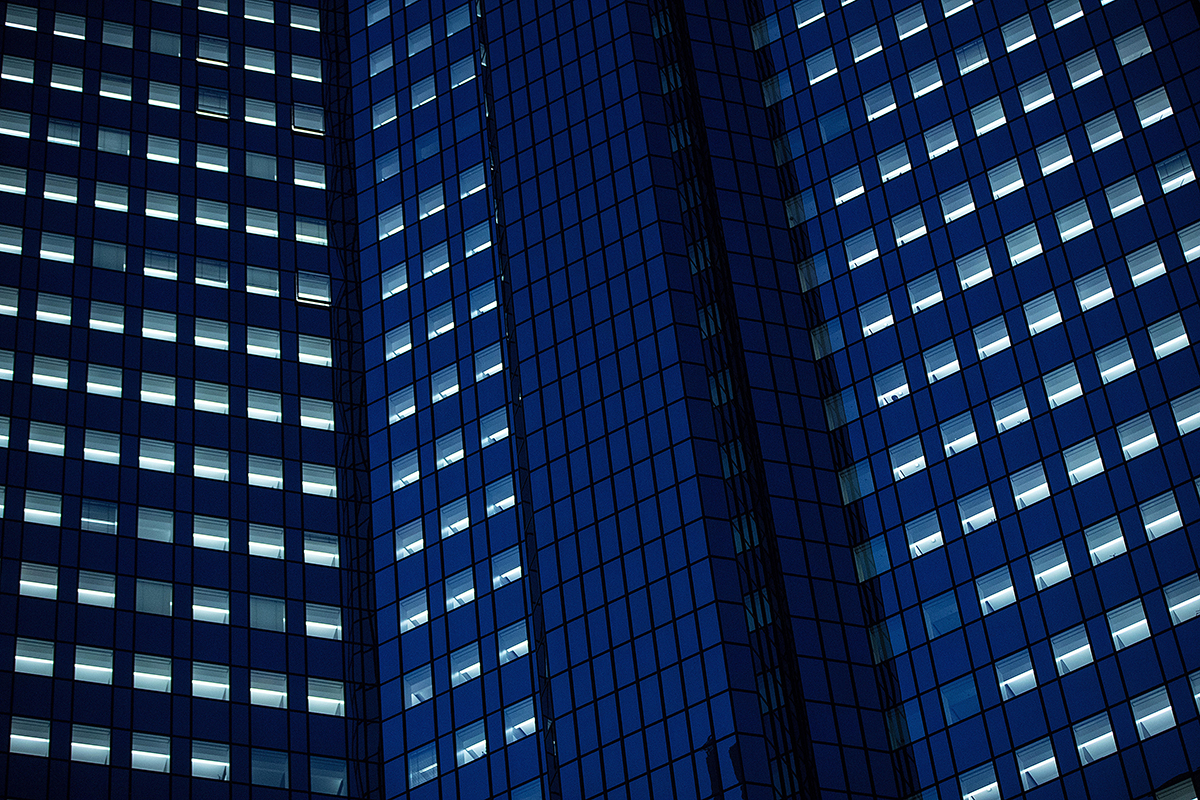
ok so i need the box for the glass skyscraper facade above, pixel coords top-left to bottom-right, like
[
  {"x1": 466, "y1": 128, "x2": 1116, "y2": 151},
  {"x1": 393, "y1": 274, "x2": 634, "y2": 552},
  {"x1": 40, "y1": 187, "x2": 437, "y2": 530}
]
[{"x1": 0, "y1": 0, "x2": 1197, "y2": 799}]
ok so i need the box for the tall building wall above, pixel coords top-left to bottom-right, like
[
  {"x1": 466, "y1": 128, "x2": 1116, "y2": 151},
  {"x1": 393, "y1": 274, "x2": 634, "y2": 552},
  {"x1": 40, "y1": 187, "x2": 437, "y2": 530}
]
[
  {"x1": 0, "y1": 0, "x2": 373, "y2": 796},
  {"x1": 752, "y1": 0, "x2": 1200, "y2": 797},
  {"x1": 2, "y1": 0, "x2": 1199, "y2": 798},
  {"x1": 347, "y1": 0, "x2": 547, "y2": 795}
]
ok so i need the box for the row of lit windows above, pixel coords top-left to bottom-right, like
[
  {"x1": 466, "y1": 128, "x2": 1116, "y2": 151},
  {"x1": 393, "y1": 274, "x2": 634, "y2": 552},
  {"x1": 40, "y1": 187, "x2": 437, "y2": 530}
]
[
  {"x1": 376, "y1": 219, "x2": 490, "y2": 299},
  {"x1": 815, "y1": 246, "x2": 1191, "y2": 418},
  {"x1": 364, "y1": 1, "x2": 471, "y2": 71},
  {"x1": 3, "y1": 426, "x2": 338, "y2": 491},
  {"x1": 818, "y1": 133, "x2": 1189, "y2": 243},
  {"x1": 942, "y1": 677, "x2": 1197, "y2": 799},
  {"x1": 392, "y1": 476, "x2": 515, "y2": 555},
  {"x1": 850, "y1": 428, "x2": 1195, "y2": 542},
  {"x1": 793, "y1": 95, "x2": 1183, "y2": 241},
  {"x1": 8, "y1": 718, "x2": 349, "y2": 793},
  {"x1": 0, "y1": 302, "x2": 332, "y2": 358},
  {"x1": 4, "y1": 491, "x2": 335, "y2": 564},
  {"x1": 764, "y1": 0, "x2": 1104, "y2": 49},
  {"x1": 816, "y1": 237, "x2": 1198, "y2": 529},
  {"x1": 862, "y1": 469, "x2": 1185, "y2": 567},
  {"x1": 404, "y1": 699, "x2": 538, "y2": 789},
  {"x1": 15, "y1": 561, "x2": 344, "y2": 637},
  {"x1": 372, "y1": 130, "x2": 485, "y2": 189},
  {"x1": 768, "y1": 0, "x2": 1172, "y2": 249},
  {"x1": 857, "y1": 481, "x2": 1200, "y2": 651},
  {"x1": 876, "y1": 573, "x2": 1200, "y2": 698},
  {"x1": 828, "y1": 310, "x2": 1191, "y2": 452},
  {"x1": 815, "y1": 108, "x2": 1187, "y2": 278},
  {"x1": 0, "y1": 146, "x2": 327, "y2": 190},
  {"x1": 5, "y1": 487, "x2": 527, "y2": 606},
  {"x1": 836, "y1": 358, "x2": 1190, "y2": 509},
  {"x1": 382, "y1": 352, "x2": 502, "y2": 427},
  {"x1": 0, "y1": 282, "x2": 330, "y2": 333},
  {"x1": 12, "y1": 638, "x2": 345, "y2": 713},
  {"x1": 0, "y1": 229, "x2": 328, "y2": 271},
  {"x1": 760, "y1": 0, "x2": 1053, "y2": 57},
  {"x1": 815, "y1": 232, "x2": 1180, "y2": 361},
  {"x1": 0, "y1": 250, "x2": 328, "y2": 307},
  {"x1": 387, "y1": 392, "x2": 508, "y2": 450},
  {"x1": 367, "y1": 51, "x2": 476, "y2": 125},
  {"x1": 2, "y1": 372, "x2": 334, "y2": 423},
  {"x1": 0, "y1": 88, "x2": 325, "y2": 132},
  {"x1": 764, "y1": 0, "x2": 1112, "y2": 94},
  {"x1": 374, "y1": 172, "x2": 490, "y2": 241},
  {"x1": 840, "y1": 136, "x2": 1184, "y2": 272},
  {"x1": 847, "y1": 403, "x2": 1177, "y2": 507},
  {"x1": 862, "y1": 551, "x2": 1199, "y2": 673},
  {"x1": 2, "y1": 45, "x2": 322, "y2": 87},
  {"x1": 391, "y1": 551, "x2": 523, "y2": 636},
  {"x1": 0, "y1": 184, "x2": 330, "y2": 249},
  {"x1": 4, "y1": 1, "x2": 321, "y2": 33},
  {"x1": 875, "y1": 402, "x2": 1169, "y2": 490},
  {"x1": 835, "y1": 307, "x2": 1187, "y2": 436},
  {"x1": 765, "y1": 2, "x2": 1149, "y2": 106}
]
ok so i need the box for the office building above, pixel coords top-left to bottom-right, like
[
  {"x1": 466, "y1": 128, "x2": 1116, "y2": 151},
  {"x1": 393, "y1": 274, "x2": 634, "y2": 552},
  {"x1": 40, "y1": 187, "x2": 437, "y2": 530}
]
[{"x1": 0, "y1": 0, "x2": 1197, "y2": 798}]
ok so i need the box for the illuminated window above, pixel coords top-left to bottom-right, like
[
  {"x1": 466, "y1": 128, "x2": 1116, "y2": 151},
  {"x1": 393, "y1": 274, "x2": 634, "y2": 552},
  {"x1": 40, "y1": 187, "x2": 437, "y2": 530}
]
[
  {"x1": 192, "y1": 662, "x2": 230, "y2": 699},
  {"x1": 192, "y1": 741, "x2": 231, "y2": 781},
  {"x1": 1031, "y1": 542, "x2": 1070, "y2": 589},
  {"x1": 1149, "y1": 314, "x2": 1189, "y2": 359},
  {"x1": 873, "y1": 364, "x2": 908, "y2": 406},
  {"x1": 908, "y1": 272, "x2": 942, "y2": 312},
  {"x1": 193, "y1": 587, "x2": 230, "y2": 624},
  {"x1": 250, "y1": 670, "x2": 287, "y2": 707},
  {"x1": 940, "y1": 412, "x2": 976, "y2": 456},
  {"x1": 1051, "y1": 624, "x2": 1091, "y2": 674},
  {"x1": 959, "y1": 487, "x2": 995, "y2": 533},
  {"x1": 13, "y1": 638, "x2": 53, "y2": 676},
  {"x1": 1164, "y1": 574, "x2": 1200, "y2": 624},
  {"x1": 863, "y1": 84, "x2": 896, "y2": 120},
  {"x1": 1067, "y1": 51, "x2": 1103, "y2": 88},
  {"x1": 1117, "y1": 414, "x2": 1157, "y2": 459},
  {"x1": 1048, "y1": 0, "x2": 1082, "y2": 27},
  {"x1": 505, "y1": 699, "x2": 537, "y2": 743},
  {"x1": 851, "y1": 26, "x2": 881, "y2": 61},
  {"x1": 454, "y1": 721, "x2": 487, "y2": 767},
  {"x1": 71, "y1": 725, "x2": 111, "y2": 765},
  {"x1": 1073, "y1": 713, "x2": 1116, "y2": 763},
  {"x1": 408, "y1": 742, "x2": 438, "y2": 788},
  {"x1": 499, "y1": 620, "x2": 529, "y2": 663},
  {"x1": 906, "y1": 511, "x2": 942, "y2": 557},
  {"x1": 134, "y1": 653, "x2": 172, "y2": 690},
  {"x1": 399, "y1": 590, "x2": 428, "y2": 632},
  {"x1": 306, "y1": 604, "x2": 342, "y2": 639},
  {"x1": 1016, "y1": 738, "x2": 1057, "y2": 790},
  {"x1": 1044, "y1": 364, "x2": 1082, "y2": 408},
  {"x1": 1141, "y1": 492, "x2": 1182, "y2": 540},
  {"x1": 132, "y1": 733, "x2": 170, "y2": 773},
  {"x1": 945, "y1": 250, "x2": 987, "y2": 293},
  {"x1": 19, "y1": 563, "x2": 58, "y2": 599},
  {"x1": 10, "y1": 718, "x2": 50, "y2": 757},
  {"x1": 925, "y1": 120, "x2": 958, "y2": 158},
  {"x1": 977, "y1": 566, "x2": 1016, "y2": 613},
  {"x1": 924, "y1": 340, "x2": 959, "y2": 383},
  {"x1": 1136, "y1": 88, "x2": 1173, "y2": 127},
  {"x1": 971, "y1": 98, "x2": 1006, "y2": 135},
  {"x1": 1106, "y1": 176, "x2": 1144, "y2": 217},
  {"x1": 1108, "y1": 599, "x2": 1150, "y2": 649},
  {"x1": 308, "y1": 678, "x2": 345, "y2": 716}
]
